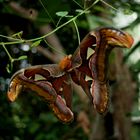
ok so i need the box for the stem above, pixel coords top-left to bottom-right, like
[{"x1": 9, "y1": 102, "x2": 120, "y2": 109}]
[
  {"x1": 39, "y1": 0, "x2": 55, "y2": 26},
  {"x1": 0, "y1": 40, "x2": 25, "y2": 45},
  {"x1": 100, "y1": 0, "x2": 118, "y2": 11},
  {"x1": 56, "y1": 17, "x2": 63, "y2": 27},
  {"x1": 43, "y1": 39, "x2": 65, "y2": 56},
  {"x1": 0, "y1": 34, "x2": 21, "y2": 41},
  {"x1": 27, "y1": 0, "x2": 99, "y2": 42},
  {"x1": 26, "y1": 12, "x2": 83, "y2": 42},
  {"x1": 73, "y1": 20, "x2": 80, "y2": 45},
  {"x1": 0, "y1": 0, "x2": 100, "y2": 46},
  {"x1": 72, "y1": 0, "x2": 84, "y2": 9},
  {"x1": 2, "y1": 43, "x2": 13, "y2": 62}
]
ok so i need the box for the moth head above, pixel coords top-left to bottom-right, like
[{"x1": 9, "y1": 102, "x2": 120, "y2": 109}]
[{"x1": 59, "y1": 55, "x2": 72, "y2": 71}]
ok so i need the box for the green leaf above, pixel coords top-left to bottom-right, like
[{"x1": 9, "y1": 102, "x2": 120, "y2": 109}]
[
  {"x1": 76, "y1": 9, "x2": 90, "y2": 14},
  {"x1": 12, "y1": 31, "x2": 23, "y2": 37},
  {"x1": 56, "y1": 11, "x2": 68, "y2": 17},
  {"x1": 31, "y1": 40, "x2": 42, "y2": 48},
  {"x1": 6, "y1": 64, "x2": 11, "y2": 73},
  {"x1": 76, "y1": 9, "x2": 84, "y2": 13},
  {"x1": 17, "y1": 55, "x2": 28, "y2": 61},
  {"x1": 6, "y1": 62, "x2": 13, "y2": 73}
]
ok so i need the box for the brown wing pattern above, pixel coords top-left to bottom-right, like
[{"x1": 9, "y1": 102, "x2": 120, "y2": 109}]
[{"x1": 7, "y1": 27, "x2": 133, "y2": 122}]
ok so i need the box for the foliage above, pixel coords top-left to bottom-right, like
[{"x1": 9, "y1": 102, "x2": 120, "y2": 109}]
[{"x1": 0, "y1": 0, "x2": 140, "y2": 140}]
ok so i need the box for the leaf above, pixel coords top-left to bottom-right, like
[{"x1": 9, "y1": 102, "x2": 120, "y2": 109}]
[
  {"x1": 76, "y1": 9, "x2": 90, "y2": 14},
  {"x1": 31, "y1": 40, "x2": 41, "y2": 48},
  {"x1": 76, "y1": 9, "x2": 84, "y2": 13},
  {"x1": 6, "y1": 64, "x2": 11, "y2": 73},
  {"x1": 12, "y1": 31, "x2": 23, "y2": 38},
  {"x1": 6, "y1": 61, "x2": 14, "y2": 73},
  {"x1": 56, "y1": 11, "x2": 68, "y2": 17},
  {"x1": 17, "y1": 55, "x2": 27, "y2": 61}
]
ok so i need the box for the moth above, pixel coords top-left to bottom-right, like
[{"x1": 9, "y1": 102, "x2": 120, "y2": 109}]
[{"x1": 7, "y1": 27, "x2": 133, "y2": 123}]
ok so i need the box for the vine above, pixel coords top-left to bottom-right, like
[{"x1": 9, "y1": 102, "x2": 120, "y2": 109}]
[{"x1": 0, "y1": 0, "x2": 118, "y2": 73}]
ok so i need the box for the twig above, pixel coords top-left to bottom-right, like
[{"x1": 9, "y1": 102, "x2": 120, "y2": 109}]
[
  {"x1": 39, "y1": 25, "x2": 65, "y2": 60},
  {"x1": 9, "y1": 1, "x2": 38, "y2": 20},
  {"x1": 36, "y1": 46, "x2": 60, "y2": 63}
]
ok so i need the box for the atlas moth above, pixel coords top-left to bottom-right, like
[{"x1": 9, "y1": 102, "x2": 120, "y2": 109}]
[{"x1": 7, "y1": 27, "x2": 133, "y2": 123}]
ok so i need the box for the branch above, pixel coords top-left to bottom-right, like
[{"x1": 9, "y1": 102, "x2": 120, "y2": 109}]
[
  {"x1": 9, "y1": 1, "x2": 38, "y2": 20},
  {"x1": 39, "y1": 25, "x2": 65, "y2": 61},
  {"x1": 112, "y1": 49, "x2": 136, "y2": 140}
]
